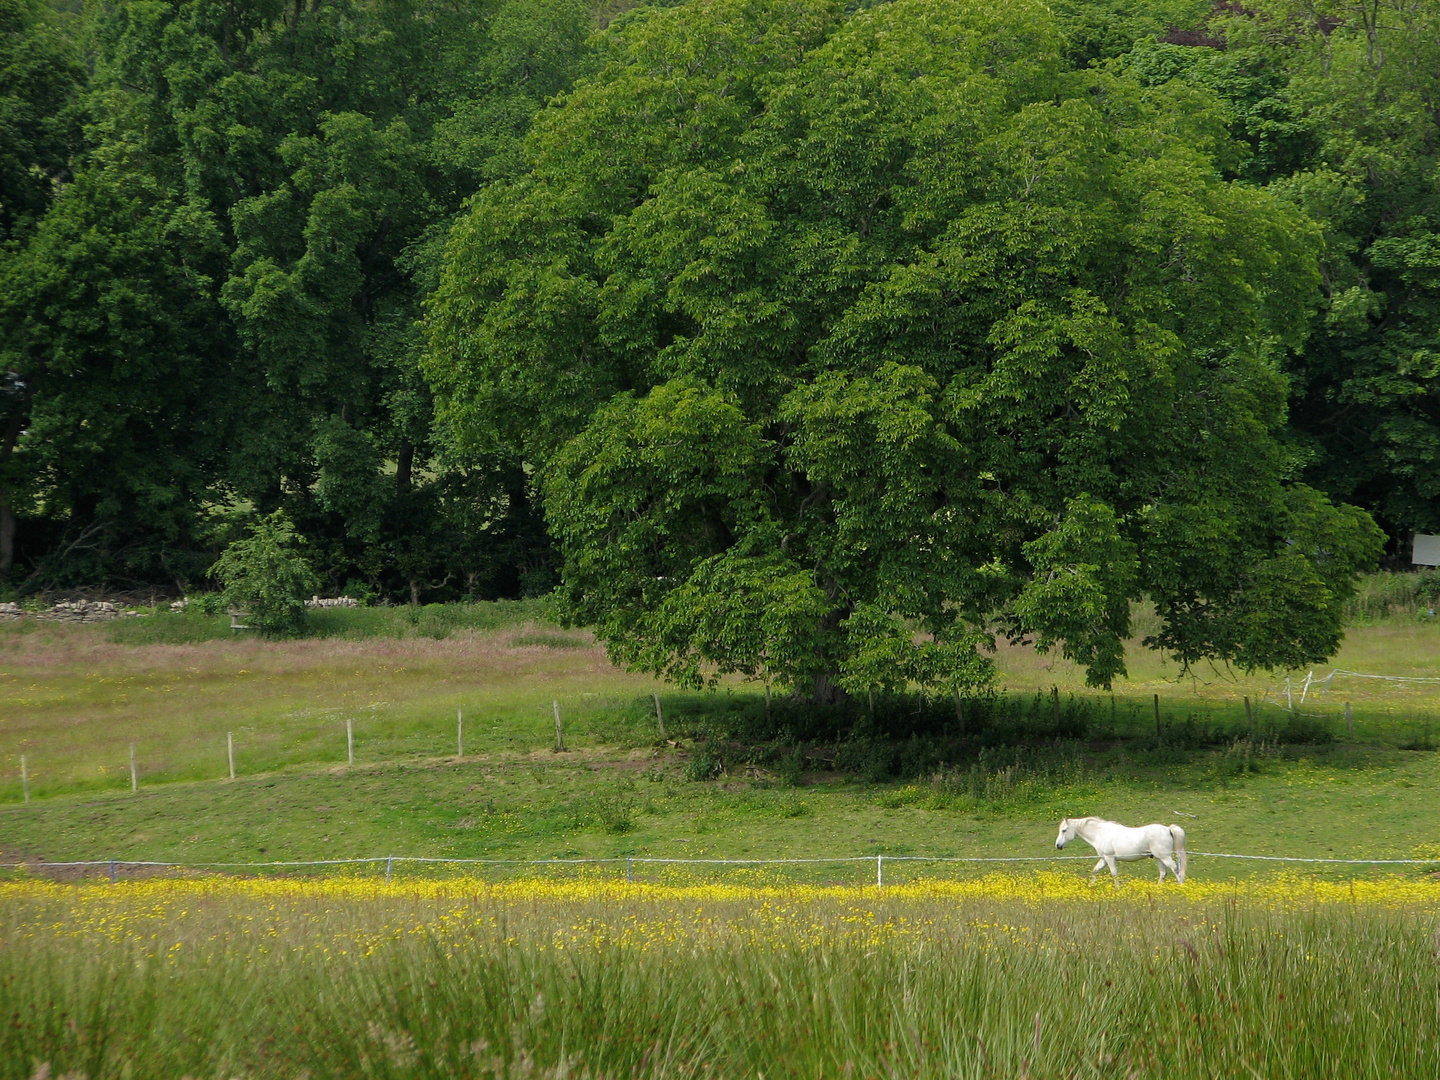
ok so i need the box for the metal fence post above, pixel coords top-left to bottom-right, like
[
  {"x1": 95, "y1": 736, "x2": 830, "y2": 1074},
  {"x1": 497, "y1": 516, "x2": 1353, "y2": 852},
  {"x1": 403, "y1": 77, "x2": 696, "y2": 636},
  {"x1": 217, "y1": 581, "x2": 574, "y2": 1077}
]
[
  {"x1": 108, "y1": 859, "x2": 116, "y2": 884},
  {"x1": 385, "y1": 855, "x2": 393, "y2": 884},
  {"x1": 877, "y1": 854, "x2": 883, "y2": 890},
  {"x1": 627, "y1": 856, "x2": 633, "y2": 884}
]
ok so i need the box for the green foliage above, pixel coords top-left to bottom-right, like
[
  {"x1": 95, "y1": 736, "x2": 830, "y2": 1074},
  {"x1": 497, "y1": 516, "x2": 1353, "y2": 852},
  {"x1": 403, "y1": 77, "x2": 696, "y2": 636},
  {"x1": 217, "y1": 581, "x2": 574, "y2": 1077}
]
[
  {"x1": 683, "y1": 748, "x2": 725, "y2": 782},
  {"x1": 428, "y1": 0, "x2": 1382, "y2": 701},
  {"x1": 0, "y1": 0, "x2": 601, "y2": 598},
  {"x1": 1138, "y1": 0, "x2": 1440, "y2": 545},
  {"x1": 0, "y1": 0, "x2": 82, "y2": 243},
  {"x1": 211, "y1": 512, "x2": 319, "y2": 638}
]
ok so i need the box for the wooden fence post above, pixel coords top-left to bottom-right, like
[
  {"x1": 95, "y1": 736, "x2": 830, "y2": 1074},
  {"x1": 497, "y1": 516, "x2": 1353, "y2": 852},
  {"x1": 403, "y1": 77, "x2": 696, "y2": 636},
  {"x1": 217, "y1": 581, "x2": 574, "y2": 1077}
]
[
  {"x1": 457, "y1": 708, "x2": 464, "y2": 758},
  {"x1": 553, "y1": 700, "x2": 565, "y2": 752},
  {"x1": 129, "y1": 744, "x2": 138, "y2": 793},
  {"x1": 346, "y1": 718, "x2": 354, "y2": 766},
  {"x1": 1153, "y1": 694, "x2": 1161, "y2": 740},
  {"x1": 227, "y1": 732, "x2": 235, "y2": 780},
  {"x1": 20, "y1": 754, "x2": 28, "y2": 804},
  {"x1": 654, "y1": 693, "x2": 666, "y2": 740},
  {"x1": 1346, "y1": 702, "x2": 1353, "y2": 740}
]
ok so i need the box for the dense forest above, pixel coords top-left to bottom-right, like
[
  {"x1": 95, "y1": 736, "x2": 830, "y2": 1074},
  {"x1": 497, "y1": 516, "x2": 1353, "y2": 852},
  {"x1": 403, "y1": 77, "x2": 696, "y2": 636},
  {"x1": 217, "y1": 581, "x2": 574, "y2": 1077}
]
[{"x1": 0, "y1": 0, "x2": 1435, "y2": 688}]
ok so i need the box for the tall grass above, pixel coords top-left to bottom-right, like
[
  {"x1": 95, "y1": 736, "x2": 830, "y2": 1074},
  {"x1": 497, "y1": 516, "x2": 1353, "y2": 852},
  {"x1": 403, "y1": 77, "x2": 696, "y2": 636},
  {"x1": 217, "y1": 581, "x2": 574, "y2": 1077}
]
[
  {"x1": 0, "y1": 877, "x2": 1434, "y2": 1079},
  {"x1": 104, "y1": 597, "x2": 560, "y2": 645},
  {"x1": 1343, "y1": 570, "x2": 1440, "y2": 623}
]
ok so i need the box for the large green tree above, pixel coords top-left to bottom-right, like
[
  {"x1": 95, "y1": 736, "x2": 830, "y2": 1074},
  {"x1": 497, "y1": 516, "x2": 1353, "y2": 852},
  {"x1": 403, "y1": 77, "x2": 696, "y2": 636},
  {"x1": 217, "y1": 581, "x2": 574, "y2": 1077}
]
[
  {"x1": 1261, "y1": 0, "x2": 1440, "y2": 548},
  {"x1": 1128, "y1": 0, "x2": 1440, "y2": 553},
  {"x1": 0, "y1": 0, "x2": 83, "y2": 245},
  {"x1": 427, "y1": 0, "x2": 1383, "y2": 700},
  {"x1": 1, "y1": 0, "x2": 595, "y2": 595}
]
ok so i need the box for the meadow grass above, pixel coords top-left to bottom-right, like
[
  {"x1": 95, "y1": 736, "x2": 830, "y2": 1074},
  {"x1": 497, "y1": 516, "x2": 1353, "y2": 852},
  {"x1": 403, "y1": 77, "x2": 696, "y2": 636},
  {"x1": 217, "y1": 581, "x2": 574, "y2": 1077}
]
[
  {"x1": 6, "y1": 588, "x2": 1440, "y2": 874},
  {"x1": 0, "y1": 610, "x2": 666, "y2": 800},
  {"x1": 1, "y1": 874, "x2": 1436, "y2": 1078},
  {"x1": 5, "y1": 609, "x2": 1439, "y2": 805},
  {"x1": 4, "y1": 592, "x2": 1440, "y2": 1076}
]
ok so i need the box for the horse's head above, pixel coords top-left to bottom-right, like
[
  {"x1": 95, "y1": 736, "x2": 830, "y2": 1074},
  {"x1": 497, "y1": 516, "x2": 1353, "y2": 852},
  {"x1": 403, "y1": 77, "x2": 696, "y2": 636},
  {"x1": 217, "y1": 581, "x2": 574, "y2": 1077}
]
[{"x1": 1055, "y1": 818, "x2": 1077, "y2": 849}]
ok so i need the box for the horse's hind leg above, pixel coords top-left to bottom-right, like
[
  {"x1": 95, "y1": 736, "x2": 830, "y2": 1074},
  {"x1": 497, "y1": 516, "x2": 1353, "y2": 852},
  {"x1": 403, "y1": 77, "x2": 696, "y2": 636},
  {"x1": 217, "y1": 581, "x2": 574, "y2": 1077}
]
[
  {"x1": 1089, "y1": 858, "x2": 1107, "y2": 885},
  {"x1": 1157, "y1": 854, "x2": 1179, "y2": 883},
  {"x1": 1106, "y1": 856, "x2": 1120, "y2": 887}
]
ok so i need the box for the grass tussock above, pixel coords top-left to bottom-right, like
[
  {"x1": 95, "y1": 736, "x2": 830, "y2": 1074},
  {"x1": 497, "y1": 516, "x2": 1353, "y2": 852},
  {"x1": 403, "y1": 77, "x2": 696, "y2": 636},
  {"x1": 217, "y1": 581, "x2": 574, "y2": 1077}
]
[{"x1": 0, "y1": 875, "x2": 1435, "y2": 1079}]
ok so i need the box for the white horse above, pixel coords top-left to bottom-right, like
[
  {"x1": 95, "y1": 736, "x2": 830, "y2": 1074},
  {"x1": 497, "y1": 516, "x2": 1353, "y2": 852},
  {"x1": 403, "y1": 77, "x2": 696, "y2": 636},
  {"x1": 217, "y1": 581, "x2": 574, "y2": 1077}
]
[{"x1": 1055, "y1": 816, "x2": 1187, "y2": 885}]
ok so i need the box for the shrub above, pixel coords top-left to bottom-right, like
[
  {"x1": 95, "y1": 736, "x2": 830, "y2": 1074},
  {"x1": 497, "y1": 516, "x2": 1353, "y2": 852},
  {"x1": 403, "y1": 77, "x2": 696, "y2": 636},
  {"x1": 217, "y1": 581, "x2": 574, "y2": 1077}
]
[
  {"x1": 683, "y1": 748, "x2": 724, "y2": 782},
  {"x1": 1278, "y1": 714, "x2": 1335, "y2": 745},
  {"x1": 1210, "y1": 737, "x2": 1277, "y2": 786},
  {"x1": 775, "y1": 748, "x2": 804, "y2": 787},
  {"x1": 211, "y1": 512, "x2": 319, "y2": 638}
]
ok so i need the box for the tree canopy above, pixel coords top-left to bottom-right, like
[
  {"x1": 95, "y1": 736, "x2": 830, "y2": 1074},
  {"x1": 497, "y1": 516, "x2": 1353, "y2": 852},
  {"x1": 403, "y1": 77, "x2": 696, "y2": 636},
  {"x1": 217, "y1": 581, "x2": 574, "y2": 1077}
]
[
  {"x1": 2, "y1": 0, "x2": 1430, "y2": 684},
  {"x1": 0, "y1": 0, "x2": 590, "y2": 596},
  {"x1": 426, "y1": 0, "x2": 1384, "y2": 698}
]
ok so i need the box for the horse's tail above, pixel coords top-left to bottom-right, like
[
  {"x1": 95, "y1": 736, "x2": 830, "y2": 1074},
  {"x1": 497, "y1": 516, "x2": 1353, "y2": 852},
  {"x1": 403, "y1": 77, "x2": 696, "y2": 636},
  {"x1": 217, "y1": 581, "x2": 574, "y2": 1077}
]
[{"x1": 1169, "y1": 825, "x2": 1187, "y2": 883}]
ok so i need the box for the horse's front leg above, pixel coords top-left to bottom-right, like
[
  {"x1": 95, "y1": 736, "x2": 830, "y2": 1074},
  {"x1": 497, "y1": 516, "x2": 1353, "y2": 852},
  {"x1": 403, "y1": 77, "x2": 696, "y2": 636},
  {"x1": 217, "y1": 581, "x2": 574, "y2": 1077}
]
[{"x1": 1090, "y1": 858, "x2": 1107, "y2": 885}]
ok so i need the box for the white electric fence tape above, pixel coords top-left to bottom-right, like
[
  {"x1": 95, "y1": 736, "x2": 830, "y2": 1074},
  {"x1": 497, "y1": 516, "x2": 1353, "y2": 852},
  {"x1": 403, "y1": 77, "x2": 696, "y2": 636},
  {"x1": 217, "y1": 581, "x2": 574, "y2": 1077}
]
[{"x1": 2, "y1": 851, "x2": 1436, "y2": 873}]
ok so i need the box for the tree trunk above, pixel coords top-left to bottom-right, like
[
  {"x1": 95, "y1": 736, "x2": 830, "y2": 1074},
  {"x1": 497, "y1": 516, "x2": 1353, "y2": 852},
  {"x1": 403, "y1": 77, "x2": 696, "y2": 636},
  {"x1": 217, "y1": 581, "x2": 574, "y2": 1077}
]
[
  {"x1": 396, "y1": 437, "x2": 413, "y2": 494},
  {"x1": 811, "y1": 669, "x2": 847, "y2": 706},
  {"x1": 0, "y1": 408, "x2": 24, "y2": 575},
  {"x1": 0, "y1": 495, "x2": 13, "y2": 575}
]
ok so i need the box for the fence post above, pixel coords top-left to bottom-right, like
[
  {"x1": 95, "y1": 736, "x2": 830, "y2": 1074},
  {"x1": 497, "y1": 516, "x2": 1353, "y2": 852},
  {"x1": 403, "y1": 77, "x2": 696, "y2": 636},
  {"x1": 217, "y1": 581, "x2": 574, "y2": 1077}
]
[
  {"x1": 385, "y1": 855, "x2": 393, "y2": 884},
  {"x1": 1244, "y1": 696, "x2": 1253, "y2": 738},
  {"x1": 877, "y1": 854, "x2": 883, "y2": 890},
  {"x1": 955, "y1": 690, "x2": 965, "y2": 733},
  {"x1": 108, "y1": 859, "x2": 116, "y2": 884},
  {"x1": 627, "y1": 855, "x2": 633, "y2": 884},
  {"x1": 1285, "y1": 677, "x2": 1293, "y2": 711},
  {"x1": 653, "y1": 694, "x2": 666, "y2": 740},
  {"x1": 1051, "y1": 686, "x2": 1060, "y2": 727},
  {"x1": 457, "y1": 708, "x2": 464, "y2": 758},
  {"x1": 20, "y1": 754, "x2": 28, "y2": 804},
  {"x1": 553, "y1": 700, "x2": 565, "y2": 752},
  {"x1": 1153, "y1": 695, "x2": 1161, "y2": 740},
  {"x1": 1346, "y1": 702, "x2": 1353, "y2": 740},
  {"x1": 346, "y1": 718, "x2": 354, "y2": 766},
  {"x1": 129, "y1": 743, "x2": 138, "y2": 793},
  {"x1": 227, "y1": 732, "x2": 235, "y2": 780}
]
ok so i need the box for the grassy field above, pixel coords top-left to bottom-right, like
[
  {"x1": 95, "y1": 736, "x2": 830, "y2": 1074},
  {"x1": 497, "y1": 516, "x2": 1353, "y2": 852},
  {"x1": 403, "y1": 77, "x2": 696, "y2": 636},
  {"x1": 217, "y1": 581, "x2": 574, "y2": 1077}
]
[
  {"x1": 4, "y1": 589, "x2": 1440, "y2": 1077},
  {"x1": 3, "y1": 597, "x2": 1440, "y2": 878},
  {"x1": 2, "y1": 874, "x2": 1437, "y2": 1079}
]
